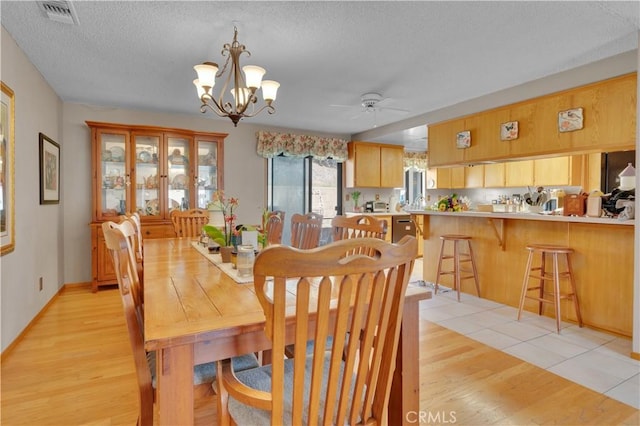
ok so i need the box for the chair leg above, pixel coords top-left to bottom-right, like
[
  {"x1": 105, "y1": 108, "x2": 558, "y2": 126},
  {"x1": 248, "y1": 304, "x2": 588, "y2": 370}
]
[
  {"x1": 538, "y1": 252, "x2": 546, "y2": 316},
  {"x1": 454, "y1": 241, "x2": 461, "y2": 302},
  {"x1": 517, "y1": 249, "x2": 534, "y2": 321},
  {"x1": 434, "y1": 239, "x2": 446, "y2": 294},
  {"x1": 565, "y1": 253, "x2": 583, "y2": 327},
  {"x1": 552, "y1": 253, "x2": 562, "y2": 333},
  {"x1": 467, "y1": 240, "x2": 481, "y2": 298}
]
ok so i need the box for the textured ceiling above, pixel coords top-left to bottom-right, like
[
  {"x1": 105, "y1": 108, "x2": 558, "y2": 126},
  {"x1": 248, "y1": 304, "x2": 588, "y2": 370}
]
[{"x1": 1, "y1": 1, "x2": 639, "y2": 151}]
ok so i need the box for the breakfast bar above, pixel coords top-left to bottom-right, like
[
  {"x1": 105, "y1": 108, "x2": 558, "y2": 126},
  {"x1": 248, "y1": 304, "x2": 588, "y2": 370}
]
[{"x1": 407, "y1": 209, "x2": 635, "y2": 337}]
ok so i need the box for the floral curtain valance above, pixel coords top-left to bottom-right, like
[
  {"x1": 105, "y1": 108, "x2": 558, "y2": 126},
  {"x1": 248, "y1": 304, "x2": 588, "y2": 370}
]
[
  {"x1": 256, "y1": 131, "x2": 349, "y2": 161},
  {"x1": 404, "y1": 151, "x2": 428, "y2": 170}
]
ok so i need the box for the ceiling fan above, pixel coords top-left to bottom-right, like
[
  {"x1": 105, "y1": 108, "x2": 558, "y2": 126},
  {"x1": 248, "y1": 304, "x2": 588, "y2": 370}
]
[{"x1": 330, "y1": 92, "x2": 410, "y2": 124}]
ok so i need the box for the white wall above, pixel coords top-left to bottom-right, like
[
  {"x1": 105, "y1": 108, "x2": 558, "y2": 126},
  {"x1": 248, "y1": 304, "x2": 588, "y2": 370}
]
[{"x1": 1, "y1": 27, "x2": 63, "y2": 351}]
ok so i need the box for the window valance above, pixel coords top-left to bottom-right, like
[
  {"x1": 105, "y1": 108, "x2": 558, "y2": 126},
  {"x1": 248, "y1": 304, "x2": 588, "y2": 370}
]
[
  {"x1": 404, "y1": 151, "x2": 428, "y2": 170},
  {"x1": 256, "y1": 131, "x2": 348, "y2": 161}
]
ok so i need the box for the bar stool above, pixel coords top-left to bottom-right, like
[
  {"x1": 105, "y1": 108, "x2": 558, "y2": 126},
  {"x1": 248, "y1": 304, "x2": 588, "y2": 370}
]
[
  {"x1": 435, "y1": 235, "x2": 481, "y2": 301},
  {"x1": 517, "y1": 244, "x2": 583, "y2": 333}
]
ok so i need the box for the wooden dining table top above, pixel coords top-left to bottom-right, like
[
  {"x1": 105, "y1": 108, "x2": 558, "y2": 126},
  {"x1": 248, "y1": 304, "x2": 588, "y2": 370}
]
[{"x1": 143, "y1": 237, "x2": 428, "y2": 351}]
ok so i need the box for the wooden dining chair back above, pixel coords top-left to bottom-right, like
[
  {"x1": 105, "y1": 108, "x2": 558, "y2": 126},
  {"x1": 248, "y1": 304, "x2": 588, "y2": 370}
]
[
  {"x1": 217, "y1": 236, "x2": 417, "y2": 426},
  {"x1": 170, "y1": 208, "x2": 209, "y2": 238},
  {"x1": 120, "y1": 213, "x2": 145, "y2": 296},
  {"x1": 102, "y1": 225, "x2": 153, "y2": 426},
  {"x1": 126, "y1": 211, "x2": 144, "y2": 262},
  {"x1": 290, "y1": 212, "x2": 323, "y2": 249},
  {"x1": 332, "y1": 215, "x2": 389, "y2": 257},
  {"x1": 265, "y1": 211, "x2": 285, "y2": 245},
  {"x1": 102, "y1": 220, "x2": 144, "y2": 314}
]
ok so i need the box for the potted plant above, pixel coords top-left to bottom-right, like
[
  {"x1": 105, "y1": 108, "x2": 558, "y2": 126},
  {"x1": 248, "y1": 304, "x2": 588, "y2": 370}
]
[
  {"x1": 203, "y1": 190, "x2": 238, "y2": 262},
  {"x1": 351, "y1": 191, "x2": 362, "y2": 212}
]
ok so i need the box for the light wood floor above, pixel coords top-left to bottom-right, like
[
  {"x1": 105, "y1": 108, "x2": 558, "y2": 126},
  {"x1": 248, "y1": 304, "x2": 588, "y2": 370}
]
[{"x1": 2, "y1": 284, "x2": 638, "y2": 425}]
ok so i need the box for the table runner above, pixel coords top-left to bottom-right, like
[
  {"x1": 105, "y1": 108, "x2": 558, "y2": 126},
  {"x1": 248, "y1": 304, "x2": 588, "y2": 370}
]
[{"x1": 191, "y1": 241, "x2": 254, "y2": 284}]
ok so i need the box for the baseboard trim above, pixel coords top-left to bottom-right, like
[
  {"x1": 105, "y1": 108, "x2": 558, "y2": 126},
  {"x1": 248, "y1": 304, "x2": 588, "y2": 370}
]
[
  {"x1": 631, "y1": 352, "x2": 640, "y2": 361},
  {"x1": 1, "y1": 282, "x2": 92, "y2": 361}
]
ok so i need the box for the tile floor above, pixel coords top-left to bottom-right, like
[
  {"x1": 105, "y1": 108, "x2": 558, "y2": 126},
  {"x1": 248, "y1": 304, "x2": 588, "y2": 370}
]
[{"x1": 410, "y1": 258, "x2": 640, "y2": 409}]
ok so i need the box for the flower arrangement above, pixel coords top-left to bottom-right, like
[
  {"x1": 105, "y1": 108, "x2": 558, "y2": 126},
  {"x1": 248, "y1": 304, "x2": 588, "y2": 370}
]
[
  {"x1": 203, "y1": 190, "x2": 238, "y2": 247},
  {"x1": 435, "y1": 194, "x2": 470, "y2": 212}
]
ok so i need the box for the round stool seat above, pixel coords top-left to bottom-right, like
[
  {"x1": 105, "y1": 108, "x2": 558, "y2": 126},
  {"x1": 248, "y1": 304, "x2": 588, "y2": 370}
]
[
  {"x1": 440, "y1": 234, "x2": 473, "y2": 241},
  {"x1": 526, "y1": 244, "x2": 574, "y2": 254}
]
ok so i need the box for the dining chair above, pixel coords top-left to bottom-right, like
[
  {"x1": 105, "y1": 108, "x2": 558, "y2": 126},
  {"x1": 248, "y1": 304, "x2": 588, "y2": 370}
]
[
  {"x1": 119, "y1": 213, "x2": 144, "y2": 298},
  {"x1": 290, "y1": 212, "x2": 323, "y2": 249},
  {"x1": 216, "y1": 235, "x2": 417, "y2": 426},
  {"x1": 332, "y1": 214, "x2": 388, "y2": 243},
  {"x1": 170, "y1": 208, "x2": 209, "y2": 238},
  {"x1": 102, "y1": 225, "x2": 260, "y2": 426},
  {"x1": 103, "y1": 220, "x2": 143, "y2": 314},
  {"x1": 266, "y1": 210, "x2": 285, "y2": 245}
]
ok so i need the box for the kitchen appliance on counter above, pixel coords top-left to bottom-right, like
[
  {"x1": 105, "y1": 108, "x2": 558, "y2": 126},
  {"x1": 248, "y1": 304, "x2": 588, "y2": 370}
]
[
  {"x1": 373, "y1": 201, "x2": 388, "y2": 212},
  {"x1": 391, "y1": 215, "x2": 416, "y2": 243},
  {"x1": 364, "y1": 201, "x2": 374, "y2": 213}
]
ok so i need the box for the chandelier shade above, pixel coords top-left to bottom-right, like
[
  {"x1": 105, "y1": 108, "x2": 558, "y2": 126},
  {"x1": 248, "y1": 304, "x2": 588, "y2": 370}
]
[{"x1": 193, "y1": 27, "x2": 279, "y2": 127}]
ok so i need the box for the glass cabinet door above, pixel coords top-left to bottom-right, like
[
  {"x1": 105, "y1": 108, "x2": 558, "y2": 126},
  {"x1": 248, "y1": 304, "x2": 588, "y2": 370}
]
[
  {"x1": 166, "y1": 136, "x2": 191, "y2": 214},
  {"x1": 99, "y1": 131, "x2": 128, "y2": 218},
  {"x1": 195, "y1": 139, "x2": 220, "y2": 209},
  {"x1": 133, "y1": 134, "x2": 160, "y2": 218}
]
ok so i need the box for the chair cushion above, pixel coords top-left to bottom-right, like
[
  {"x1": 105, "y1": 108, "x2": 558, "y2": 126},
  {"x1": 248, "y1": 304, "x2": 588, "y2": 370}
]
[
  {"x1": 147, "y1": 352, "x2": 259, "y2": 388},
  {"x1": 228, "y1": 352, "x2": 355, "y2": 425}
]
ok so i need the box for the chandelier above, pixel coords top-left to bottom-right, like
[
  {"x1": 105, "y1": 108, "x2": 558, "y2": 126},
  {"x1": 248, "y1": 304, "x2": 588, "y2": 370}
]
[{"x1": 193, "y1": 27, "x2": 280, "y2": 127}]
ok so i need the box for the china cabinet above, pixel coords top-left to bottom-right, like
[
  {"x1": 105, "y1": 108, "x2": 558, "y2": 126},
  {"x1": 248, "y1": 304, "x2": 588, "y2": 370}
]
[{"x1": 88, "y1": 121, "x2": 226, "y2": 291}]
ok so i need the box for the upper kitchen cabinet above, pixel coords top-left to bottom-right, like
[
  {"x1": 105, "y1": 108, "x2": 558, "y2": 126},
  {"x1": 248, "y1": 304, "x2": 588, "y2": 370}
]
[
  {"x1": 426, "y1": 118, "x2": 466, "y2": 167},
  {"x1": 345, "y1": 141, "x2": 404, "y2": 188},
  {"x1": 428, "y1": 73, "x2": 637, "y2": 166}
]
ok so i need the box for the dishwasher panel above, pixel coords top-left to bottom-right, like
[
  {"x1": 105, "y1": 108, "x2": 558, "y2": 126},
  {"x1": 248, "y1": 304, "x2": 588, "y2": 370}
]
[{"x1": 391, "y1": 215, "x2": 416, "y2": 243}]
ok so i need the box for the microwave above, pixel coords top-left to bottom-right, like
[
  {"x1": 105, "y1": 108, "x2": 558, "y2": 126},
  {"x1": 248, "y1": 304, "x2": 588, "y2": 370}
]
[{"x1": 373, "y1": 201, "x2": 388, "y2": 212}]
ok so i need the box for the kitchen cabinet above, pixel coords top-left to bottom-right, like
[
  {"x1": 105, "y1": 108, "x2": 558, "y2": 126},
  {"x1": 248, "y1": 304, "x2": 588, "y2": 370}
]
[
  {"x1": 505, "y1": 160, "x2": 534, "y2": 187},
  {"x1": 533, "y1": 155, "x2": 583, "y2": 187},
  {"x1": 483, "y1": 163, "x2": 505, "y2": 187},
  {"x1": 345, "y1": 141, "x2": 404, "y2": 188},
  {"x1": 427, "y1": 73, "x2": 636, "y2": 167},
  {"x1": 87, "y1": 121, "x2": 227, "y2": 291},
  {"x1": 464, "y1": 165, "x2": 484, "y2": 188}
]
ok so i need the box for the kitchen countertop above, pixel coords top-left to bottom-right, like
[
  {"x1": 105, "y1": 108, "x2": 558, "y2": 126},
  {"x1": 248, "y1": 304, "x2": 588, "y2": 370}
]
[
  {"x1": 345, "y1": 211, "x2": 411, "y2": 217},
  {"x1": 403, "y1": 209, "x2": 635, "y2": 226}
]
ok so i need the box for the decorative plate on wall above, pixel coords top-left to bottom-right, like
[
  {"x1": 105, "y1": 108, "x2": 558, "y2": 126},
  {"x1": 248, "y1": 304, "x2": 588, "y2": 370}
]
[
  {"x1": 500, "y1": 121, "x2": 519, "y2": 140},
  {"x1": 456, "y1": 130, "x2": 471, "y2": 149},
  {"x1": 558, "y1": 108, "x2": 584, "y2": 132}
]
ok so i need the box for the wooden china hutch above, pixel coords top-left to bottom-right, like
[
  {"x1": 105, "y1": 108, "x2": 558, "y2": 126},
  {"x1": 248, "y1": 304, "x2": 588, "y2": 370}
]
[{"x1": 88, "y1": 121, "x2": 226, "y2": 292}]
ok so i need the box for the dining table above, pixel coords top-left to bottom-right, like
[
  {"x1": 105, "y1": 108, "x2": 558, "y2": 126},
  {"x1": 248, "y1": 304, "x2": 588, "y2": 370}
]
[{"x1": 143, "y1": 237, "x2": 431, "y2": 425}]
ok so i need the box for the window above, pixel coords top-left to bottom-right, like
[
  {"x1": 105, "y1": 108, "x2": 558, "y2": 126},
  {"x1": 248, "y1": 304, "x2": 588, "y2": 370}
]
[
  {"x1": 268, "y1": 156, "x2": 342, "y2": 245},
  {"x1": 404, "y1": 167, "x2": 424, "y2": 205}
]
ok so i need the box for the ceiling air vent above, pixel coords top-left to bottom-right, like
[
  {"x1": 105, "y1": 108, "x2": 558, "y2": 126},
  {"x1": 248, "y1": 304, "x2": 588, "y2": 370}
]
[{"x1": 37, "y1": 1, "x2": 79, "y2": 25}]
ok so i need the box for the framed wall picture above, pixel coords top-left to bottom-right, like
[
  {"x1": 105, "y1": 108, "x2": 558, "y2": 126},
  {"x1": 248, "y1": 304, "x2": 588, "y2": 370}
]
[
  {"x1": 558, "y1": 107, "x2": 584, "y2": 132},
  {"x1": 456, "y1": 130, "x2": 471, "y2": 149},
  {"x1": 39, "y1": 133, "x2": 60, "y2": 204},
  {"x1": 500, "y1": 121, "x2": 518, "y2": 140},
  {"x1": 1, "y1": 82, "x2": 15, "y2": 255}
]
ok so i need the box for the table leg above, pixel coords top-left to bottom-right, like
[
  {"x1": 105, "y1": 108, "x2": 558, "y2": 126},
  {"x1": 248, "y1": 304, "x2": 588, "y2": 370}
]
[
  {"x1": 157, "y1": 344, "x2": 194, "y2": 425},
  {"x1": 389, "y1": 297, "x2": 420, "y2": 425}
]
